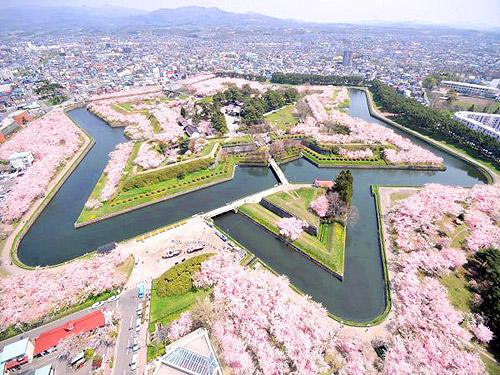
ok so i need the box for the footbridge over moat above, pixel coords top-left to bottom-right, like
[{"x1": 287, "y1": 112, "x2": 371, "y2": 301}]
[{"x1": 201, "y1": 183, "x2": 311, "y2": 219}]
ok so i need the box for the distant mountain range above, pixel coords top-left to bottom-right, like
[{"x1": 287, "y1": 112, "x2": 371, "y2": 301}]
[
  {"x1": 0, "y1": 5, "x2": 301, "y2": 32},
  {"x1": 0, "y1": 5, "x2": 497, "y2": 33}
]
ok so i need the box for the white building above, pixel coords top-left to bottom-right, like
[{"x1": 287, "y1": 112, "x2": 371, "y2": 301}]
[
  {"x1": 152, "y1": 328, "x2": 222, "y2": 375},
  {"x1": 0, "y1": 338, "x2": 35, "y2": 372},
  {"x1": 442, "y1": 81, "x2": 499, "y2": 99},
  {"x1": 454, "y1": 111, "x2": 500, "y2": 141},
  {"x1": 9, "y1": 151, "x2": 34, "y2": 171}
]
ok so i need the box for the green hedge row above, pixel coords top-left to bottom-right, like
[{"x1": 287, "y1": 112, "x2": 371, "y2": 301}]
[
  {"x1": 156, "y1": 254, "x2": 212, "y2": 297},
  {"x1": 303, "y1": 149, "x2": 379, "y2": 162},
  {"x1": 123, "y1": 158, "x2": 214, "y2": 190},
  {"x1": 111, "y1": 159, "x2": 233, "y2": 207}
]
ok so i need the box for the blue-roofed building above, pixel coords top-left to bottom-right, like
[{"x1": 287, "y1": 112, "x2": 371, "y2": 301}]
[{"x1": 153, "y1": 328, "x2": 222, "y2": 375}]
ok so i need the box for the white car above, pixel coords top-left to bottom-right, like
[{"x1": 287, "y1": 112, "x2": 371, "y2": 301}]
[
  {"x1": 107, "y1": 295, "x2": 119, "y2": 303},
  {"x1": 130, "y1": 353, "x2": 138, "y2": 370},
  {"x1": 91, "y1": 301, "x2": 105, "y2": 309},
  {"x1": 132, "y1": 337, "x2": 139, "y2": 352},
  {"x1": 135, "y1": 318, "x2": 141, "y2": 332},
  {"x1": 162, "y1": 249, "x2": 181, "y2": 259},
  {"x1": 137, "y1": 303, "x2": 142, "y2": 316}
]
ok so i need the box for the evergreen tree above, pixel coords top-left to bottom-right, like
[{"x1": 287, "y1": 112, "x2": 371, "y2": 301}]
[{"x1": 333, "y1": 170, "x2": 353, "y2": 207}]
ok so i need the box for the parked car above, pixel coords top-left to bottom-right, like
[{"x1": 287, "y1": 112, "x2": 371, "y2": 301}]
[
  {"x1": 107, "y1": 295, "x2": 119, "y2": 303},
  {"x1": 132, "y1": 337, "x2": 139, "y2": 352},
  {"x1": 137, "y1": 302, "x2": 142, "y2": 316},
  {"x1": 135, "y1": 318, "x2": 141, "y2": 332},
  {"x1": 91, "y1": 301, "x2": 105, "y2": 309},
  {"x1": 162, "y1": 249, "x2": 181, "y2": 259},
  {"x1": 130, "y1": 353, "x2": 138, "y2": 370},
  {"x1": 186, "y1": 245, "x2": 204, "y2": 254}
]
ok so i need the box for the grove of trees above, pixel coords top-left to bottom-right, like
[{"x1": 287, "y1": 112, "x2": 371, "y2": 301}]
[
  {"x1": 466, "y1": 248, "x2": 500, "y2": 358},
  {"x1": 212, "y1": 85, "x2": 299, "y2": 125},
  {"x1": 370, "y1": 80, "x2": 500, "y2": 168},
  {"x1": 271, "y1": 72, "x2": 364, "y2": 86}
]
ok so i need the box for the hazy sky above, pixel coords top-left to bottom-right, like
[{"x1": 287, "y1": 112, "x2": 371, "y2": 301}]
[{"x1": 7, "y1": 0, "x2": 500, "y2": 27}]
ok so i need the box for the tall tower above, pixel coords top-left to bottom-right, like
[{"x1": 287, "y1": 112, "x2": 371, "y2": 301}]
[{"x1": 342, "y1": 50, "x2": 353, "y2": 67}]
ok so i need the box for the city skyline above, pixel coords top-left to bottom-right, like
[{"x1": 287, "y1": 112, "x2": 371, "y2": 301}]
[{"x1": 3, "y1": 0, "x2": 500, "y2": 29}]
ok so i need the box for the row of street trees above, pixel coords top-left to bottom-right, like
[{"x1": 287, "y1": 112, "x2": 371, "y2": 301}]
[{"x1": 370, "y1": 80, "x2": 500, "y2": 167}]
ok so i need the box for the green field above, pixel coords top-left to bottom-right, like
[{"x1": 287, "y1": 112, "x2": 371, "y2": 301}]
[
  {"x1": 265, "y1": 187, "x2": 322, "y2": 228},
  {"x1": 222, "y1": 135, "x2": 254, "y2": 145},
  {"x1": 440, "y1": 270, "x2": 473, "y2": 313},
  {"x1": 238, "y1": 198, "x2": 345, "y2": 275},
  {"x1": 264, "y1": 105, "x2": 299, "y2": 130},
  {"x1": 148, "y1": 282, "x2": 208, "y2": 333}
]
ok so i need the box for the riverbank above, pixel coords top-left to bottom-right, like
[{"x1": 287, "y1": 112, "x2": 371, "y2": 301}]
[
  {"x1": 362, "y1": 87, "x2": 498, "y2": 183},
  {"x1": 1, "y1": 107, "x2": 94, "y2": 273},
  {"x1": 238, "y1": 198, "x2": 345, "y2": 277}
]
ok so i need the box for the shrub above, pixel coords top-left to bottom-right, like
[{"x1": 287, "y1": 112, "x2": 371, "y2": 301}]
[
  {"x1": 155, "y1": 254, "x2": 212, "y2": 297},
  {"x1": 123, "y1": 158, "x2": 214, "y2": 190}
]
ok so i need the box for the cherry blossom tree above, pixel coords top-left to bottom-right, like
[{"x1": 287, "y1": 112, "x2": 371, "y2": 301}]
[
  {"x1": 0, "y1": 109, "x2": 83, "y2": 222},
  {"x1": 134, "y1": 142, "x2": 165, "y2": 170},
  {"x1": 290, "y1": 99, "x2": 444, "y2": 167},
  {"x1": 0, "y1": 251, "x2": 127, "y2": 330},
  {"x1": 339, "y1": 148, "x2": 373, "y2": 159},
  {"x1": 310, "y1": 195, "x2": 329, "y2": 217},
  {"x1": 193, "y1": 253, "x2": 336, "y2": 374},
  {"x1": 100, "y1": 142, "x2": 134, "y2": 201},
  {"x1": 167, "y1": 311, "x2": 193, "y2": 342},
  {"x1": 277, "y1": 217, "x2": 307, "y2": 241}
]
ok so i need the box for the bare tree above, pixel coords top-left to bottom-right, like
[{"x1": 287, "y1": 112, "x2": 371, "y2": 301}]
[{"x1": 296, "y1": 99, "x2": 311, "y2": 121}]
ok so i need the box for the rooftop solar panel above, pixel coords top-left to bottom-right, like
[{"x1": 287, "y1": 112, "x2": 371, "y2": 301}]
[{"x1": 163, "y1": 347, "x2": 217, "y2": 375}]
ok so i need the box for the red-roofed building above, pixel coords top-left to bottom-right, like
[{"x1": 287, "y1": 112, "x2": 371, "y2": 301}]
[
  {"x1": 11, "y1": 110, "x2": 32, "y2": 126},
  {"x1": 314, "y1": 179, "x2": 335, "y2": 189},
  {"x1": 34, "y1": 310, "x2": 106, "y2": 356}
]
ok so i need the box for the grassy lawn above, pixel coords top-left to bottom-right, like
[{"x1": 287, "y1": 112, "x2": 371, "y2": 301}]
[
  {"x1": 148, "y1": 112, "x2": 161, "y2": 133},
  {"x1": 77, "y1": 157, "x2": 236, "y2": 224},
  {"x1": 222, "y1": 135, "x2": 254, "y2": 145},
  {"x1": 147, "y1": 255, "x2": 211, "y2": 361},
  {"x1": 238, "y1": 202, "x2": 345, "y2": 275},
  {"x1": 449, "y1": 223, "x2": 469, "y2": 248},
  {"x1": 389, "y1": 191, "x2": 415, "y2": 205},
  {"x1": 481, "y1": 353, "x2": 500, "y2": 375},
  {"x1": 440, "y1": 269, "x2": 473, "y2": 313},
  {"x1": 197, "y1": 96, "x2": 213, "y2": 104},
  {"x1": 149, "y1": 282, "x2": 208, "y2": 333},
  {"x1": 441, "y1": 141, "x2": 500, "y2": 177},
  {"x1": 112, "y1": 102, "x2": 133, "y2": 113},
  {"x1": 264, "y1": 105, "x2": 299, "y2": 130},
  {"x1": 265, "y1": 187, "x2": 322, "y2": 228},
  {"x1": 117, "y1": 255, "x2": 135, "y2": 278}
]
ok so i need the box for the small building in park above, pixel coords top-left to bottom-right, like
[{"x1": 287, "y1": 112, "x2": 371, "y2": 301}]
[
  {"x1": 314, "y1": 179, "x2": 334, "y2": 189},
  {"x1": 9, "y1": 151, "x2": 34, "y2": 171},
  {"x1": 152, "y1": 328, "x2": 222, "y2": 375},
  {"x1": 0, "y1": 338, "x2": 35, "y2": 372}
]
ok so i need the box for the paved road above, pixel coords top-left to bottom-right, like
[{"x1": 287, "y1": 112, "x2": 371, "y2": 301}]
[{"x1": 113, "y1": 287, "x2": 147, "y2": 375}]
